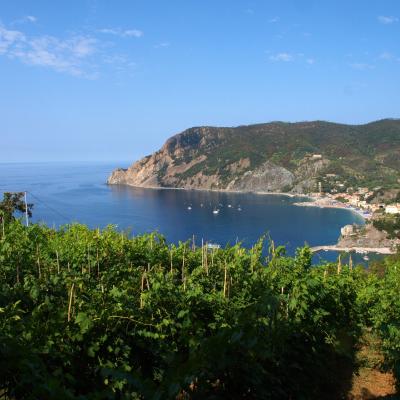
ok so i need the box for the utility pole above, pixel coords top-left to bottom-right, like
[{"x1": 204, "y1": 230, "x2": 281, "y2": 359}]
[{"x1": 24, "y1": 191, "x2": 29, "y2": 227}]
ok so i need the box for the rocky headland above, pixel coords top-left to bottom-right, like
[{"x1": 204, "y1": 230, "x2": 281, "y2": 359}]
[{"x1": 108, "y1": 119, "x2": 400, "y2": 194}]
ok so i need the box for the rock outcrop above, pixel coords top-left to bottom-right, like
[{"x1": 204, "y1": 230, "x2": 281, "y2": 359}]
[
  {"x1": 225, "y1": 161, "x2": 295, "y2": 192},
  {"x1": 338, "y1": 223, "x2": 400, "y2": 250}
]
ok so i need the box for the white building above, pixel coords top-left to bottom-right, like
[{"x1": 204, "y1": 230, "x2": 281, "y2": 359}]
[
  {"x1": 312, "y1": 154, "x2": 322, "y2": 160},
  {"x1": 341, "y1": 225, "x2": 355, "y2": 236},
  {"x1": 385, "y1": 204, "x2": 400, "y2": 214}
]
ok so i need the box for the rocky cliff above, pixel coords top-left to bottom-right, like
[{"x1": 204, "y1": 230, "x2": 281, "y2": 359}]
[{"x1": 108, "y1": 119, "x2": 400, "y2": 193}]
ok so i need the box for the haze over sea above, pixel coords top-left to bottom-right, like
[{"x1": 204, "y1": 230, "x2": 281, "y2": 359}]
[{"x1": 0, "y1": 162, "x2": 370, "y2": 263}]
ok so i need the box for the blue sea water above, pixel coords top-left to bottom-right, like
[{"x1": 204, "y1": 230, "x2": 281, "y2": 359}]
[{"x1": 0, "y1": 162, "x2": 375, "y2": 264}]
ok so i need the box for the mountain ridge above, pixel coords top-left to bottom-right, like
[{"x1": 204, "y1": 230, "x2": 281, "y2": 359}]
[{"x1": 108, "y1": 119, "x2": 400, "y2": 194}]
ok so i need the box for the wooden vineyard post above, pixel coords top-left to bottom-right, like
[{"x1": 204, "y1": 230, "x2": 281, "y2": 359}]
[
  {"x1": 205, "y1": 243, "x2": 208, "y2": 275},
  {"x1": 36, "y1": 244, "x2": 41, "y2": 279},
  {"x1": 201, "y1": 239, "x2": 204, "y2": 270},
  {"x1": 56, "y1": 250, "x2": 60, "y2": 274},
  {"x1": 223, "y1": 261, "x2": 228, "y2": 298},
  {"x1": 96, "y1": 248, "x2": 100, "y2": 278},
  {"x1": 68, "y1": 283, "x2": 75, "y2": 322},
  {"x1": 182, "y1": 245, "x2": 186, "y2": 290},
  {"x1": 87, "y1": 245, "x2": 91, "y2": 275},
  {"x1": 140, "y1": 271, "x2": 145, "y2": 309}
]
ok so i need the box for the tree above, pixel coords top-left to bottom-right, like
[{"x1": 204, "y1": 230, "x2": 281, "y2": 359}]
[{"x1": 0, "y1": 192, "x2": 33, "y2": 224}]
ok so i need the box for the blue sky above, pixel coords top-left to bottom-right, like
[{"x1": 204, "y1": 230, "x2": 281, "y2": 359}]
[{"x1": 0, "y1": 1, "x2": 399, "y2": 162}]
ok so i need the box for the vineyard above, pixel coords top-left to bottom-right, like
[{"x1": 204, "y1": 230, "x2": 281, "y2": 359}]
[{"x1": 1, "y1": 219, "x2": 399, "y2": 399}]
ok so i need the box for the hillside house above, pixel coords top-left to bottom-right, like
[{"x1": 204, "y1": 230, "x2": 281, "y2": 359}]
[{"x1": 385, "y1": 204, "x2": 400, "y2": 214}]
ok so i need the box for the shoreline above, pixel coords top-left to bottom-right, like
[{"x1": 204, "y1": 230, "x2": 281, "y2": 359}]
[
  {"x1": 293, "y1": 198, "x2": 370, "y2": 221},
  {"x1": 108, "y1": 183, "x2": 368, "y2": 219},
  {"x1": 108, "y1": 182, "x2": 313, "y2": 200},
  {"x1": 109, "y1": 183, "x2": 389, "y2": 254},
  {"x1": 311, "y1": 245, "x2": 395, "y2": 255}
]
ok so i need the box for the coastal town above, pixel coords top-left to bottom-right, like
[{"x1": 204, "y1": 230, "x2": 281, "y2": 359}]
[
  {"x1": 296, "y1": 188, "x2": 400, "y2": 220},
  {"x1": 291, "y1": 155, "x2": 400, "y2": 219},
  {"x1": 294, "y1": 170, "x2": 400, "y2": 254}
]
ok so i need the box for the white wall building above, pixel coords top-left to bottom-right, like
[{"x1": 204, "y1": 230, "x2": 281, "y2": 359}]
[
  {"x1": 341, "y1": 225, "x2": 354, "y2": 236},
  {"x1": 385, "y1": 204, "x2": 400, "y2": 214}
]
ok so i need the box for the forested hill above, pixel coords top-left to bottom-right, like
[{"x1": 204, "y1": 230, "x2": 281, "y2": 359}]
[{"x1": 108, "y1": 119, "x2": 400, "y2": 193}]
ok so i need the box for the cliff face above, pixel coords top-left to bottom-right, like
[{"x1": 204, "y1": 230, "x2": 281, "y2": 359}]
[
  {"x1": 107, "y1": 130, "x2": 302, "y2": 192},
  {"x1": 108, "y1": 119, "x2": 400, "y2": 193}
]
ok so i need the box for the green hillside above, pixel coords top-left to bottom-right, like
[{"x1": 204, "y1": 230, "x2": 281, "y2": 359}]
[{"x1": 169, "y1": 119, "x2": 400, "y2": 190}]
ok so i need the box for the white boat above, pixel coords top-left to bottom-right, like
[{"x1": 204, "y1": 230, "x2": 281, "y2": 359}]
[
  {"x1": 237, "y1": 206, "x2": 242, "y2": 211},
  {"x1": 227, "y1": 204, "x2": 232, "y2": 208},
  {"x1": 213, "y1": 209, "x2": 219, "y2": 215},
  {"x1": 207, "y1": 243, "x2": 221, "y2": 250},
  {"x1": 187, "y1": 206, "x2": 192, "y2": 210}
]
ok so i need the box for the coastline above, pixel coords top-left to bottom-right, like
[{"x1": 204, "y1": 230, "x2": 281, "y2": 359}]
[
  {"x1": 107, "y1": 182, "x2": 313, "y2": 200},
  {"x1": 108, "y1": 182, "x2": 371, "y2": 222},
  {"x1": 109, "y1": 183, "x2": 389, "y2": 255},
  {"x1": 310, "y1": 245, "x2": 395, "y2": 255},
  {"x1": 108, "y1": 182, "x2": 369, "y2": 221},
  {"x1": 293, "y1": 198, "x2": 370, "y2": 221}
]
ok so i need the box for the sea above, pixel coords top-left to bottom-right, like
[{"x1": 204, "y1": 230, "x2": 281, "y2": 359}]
[{"x1": 0, "y1": 161, "x2": 381, "y2": 265}]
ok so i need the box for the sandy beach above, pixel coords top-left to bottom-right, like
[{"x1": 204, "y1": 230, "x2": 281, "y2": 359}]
[
  {"x1": 310, "y1": 245, "x2": 395, "y2": 255},
  {"x1": 293, "y1": 196, "x2": 371, "y2": 220}
]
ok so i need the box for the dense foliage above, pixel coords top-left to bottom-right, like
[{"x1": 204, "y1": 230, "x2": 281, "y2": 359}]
[
  {"x1": 1, "y1": 221, "x2": 399, "y2": 399},
  {"x1": 373, "y1": 214, "x2": 400, "y2": 239},
  {"x1": 364, "y1": 254, "x2": 400, "y2": 380},
  {"x1": 0, "y1": 192, "x2": 33, "y2": 225}
]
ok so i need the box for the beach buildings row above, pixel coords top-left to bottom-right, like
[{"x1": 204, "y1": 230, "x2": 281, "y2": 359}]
[{"x1": 316, "y1": 190, "x2": 400, "y2": 215}]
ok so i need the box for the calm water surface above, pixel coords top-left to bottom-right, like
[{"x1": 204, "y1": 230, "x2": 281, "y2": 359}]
[{"x1": 0, "y1": 162, "x2": 370, "y2": 263}]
